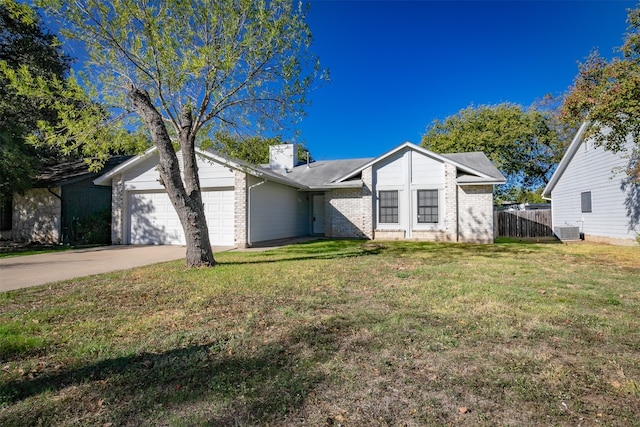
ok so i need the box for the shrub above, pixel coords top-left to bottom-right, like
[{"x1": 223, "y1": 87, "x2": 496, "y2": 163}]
[{"x1": 71, "y1": 209, "x2": 111, "y2": 245}]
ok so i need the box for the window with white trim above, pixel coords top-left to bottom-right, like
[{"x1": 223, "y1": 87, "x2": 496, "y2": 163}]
[
  {"x1": 379, "y1": 190, "x2": 399, "y2": 223},
  {"x1": 581, "y1": 191, "x2": 592, "y2": 213},
  {"x1": 417, "y1": 189, "x2": 438, "y2": 223}
]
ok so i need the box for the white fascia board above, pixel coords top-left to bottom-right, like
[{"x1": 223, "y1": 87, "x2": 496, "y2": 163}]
[
  {"x1": 334, "y1": 141, "x2": 494, "y2": 183},
  {"x1": 456, "y1": 175, "x2": 506, "y2": 185},
  {"x1": 93, "y1": 146, "x2": 158, "y2": 186},
  {"x1": 457, "y1": 180, "x2": 506, "y2": 186},
  {"x1": 250, "y1": 169, "x2": 309, "y2": 189},
  {"x1": 541, "y1": 121, "x2": 590, "y2": 199},
  {"x1": 195, "y1": 147, "x2": 245, "y2": 170},
  {"x1": 93, "y1": 145, "x2": 254, "y2": 187},
  {"x1": 194, "y1": 147, "x2": 309, "y2": 189},
  {"x1": 305, "y1": 181, "x2": 363, "y2": 190}
]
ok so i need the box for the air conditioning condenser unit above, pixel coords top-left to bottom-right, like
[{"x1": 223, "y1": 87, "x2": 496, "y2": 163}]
[{"x1": 554, "y1": 226, "x2": 580, "y2": 241}]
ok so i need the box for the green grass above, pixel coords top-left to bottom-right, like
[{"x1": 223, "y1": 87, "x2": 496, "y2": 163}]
[
  {"x1": 1, "y1": 240, "x2": 639, "y2": 426},
  {"x1": 0, "y1": 244, "x2": 105, "y2": 258}
]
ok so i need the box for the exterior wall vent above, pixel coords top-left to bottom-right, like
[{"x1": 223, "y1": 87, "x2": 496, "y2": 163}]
[{"x1": 554, "y1": 226, "x2": 580, "y2": 241}]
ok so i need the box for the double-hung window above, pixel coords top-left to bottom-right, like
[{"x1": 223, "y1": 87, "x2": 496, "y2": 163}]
[
  {"x1": 417, "y1": 189, "x2": 438, "y2": 223},
  {"x1": 379, "y1": 190, "x2": 399, "y2": 224}
]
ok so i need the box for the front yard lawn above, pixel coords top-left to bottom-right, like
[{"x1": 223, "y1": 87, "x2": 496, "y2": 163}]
[
  {"x1": 1, "y1": 240, "x2": 639, "y2": 426},
  {"x1": 0, "y1": 243, "x2": 103, "y2": 258}
]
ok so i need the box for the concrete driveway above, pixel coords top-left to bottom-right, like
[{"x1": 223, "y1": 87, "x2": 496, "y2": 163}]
[{"x1": 0, "y1": 245, "x2": 234, "y2": 292}]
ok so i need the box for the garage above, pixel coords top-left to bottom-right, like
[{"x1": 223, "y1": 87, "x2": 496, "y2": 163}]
[{"x1": 128, "y1": 189, "x2": 235, "y2": 245}]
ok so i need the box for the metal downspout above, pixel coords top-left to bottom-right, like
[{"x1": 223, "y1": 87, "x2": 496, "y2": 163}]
[
  {"x1": 456, "y1": 184, "x2": 460, "y2": 242},
  {"x1": 47, "y1": 187, "x2": 62, "y2": 200}
]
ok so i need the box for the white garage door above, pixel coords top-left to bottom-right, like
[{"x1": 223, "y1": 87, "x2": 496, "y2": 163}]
[{"x1": 128, "y1": 189, "x2": 235, "y2": 245}]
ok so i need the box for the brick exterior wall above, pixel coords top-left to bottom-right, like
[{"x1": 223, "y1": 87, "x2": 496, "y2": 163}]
[
  {"x1": 234, "y1": 171, "x2": 248, "y2": 248},
  {"x1": 323, "y1": 167, "x2": 374, "y2": 239},
  {"x1": 326, "y1": 187, "x2": 369, "y2": 238},
  {"x1": 441, "y1": 163, "x2": 458, "y2": 241},
  {"x1": 374, "y1": 230, "x2": 406, "y2": 239},
  {"x1": 409, "y1": 229, "x2": 453, "y2": 242},
  {"x1": 457, "y1": 185, "x2": 494, "y2": 243},
  {"x1": 12, "y1": 188, "x2": 61, "y2": 243},
  {"x1": 111, "y1": 174, "x2": 125, "y2": 244},
  {"x1": 361, "y1": 167, "x2": 374, "y2": 238},
  {"x1": 324, "y1": 167, "x2": 374, "y2": 239}
]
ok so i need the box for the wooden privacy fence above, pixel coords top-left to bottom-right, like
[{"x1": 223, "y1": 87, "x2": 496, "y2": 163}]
[{"x1": 494, "y1": 209, "x2": 554, "y2": 238}]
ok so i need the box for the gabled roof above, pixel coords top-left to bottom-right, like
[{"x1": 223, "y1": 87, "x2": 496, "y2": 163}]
[
  {"x1": 441, "y1": 152, "x2": 506, "y2": 184},
  {"x1": 94, "y1": 142, "x2": 506, "y2": 190},
  {"x1": 541, "y1": 122, "x2": 590, "y2": 199},
  {"x1": 93, "y1": 146, "x2": 308, "y2": 189},
  {"x1": 284, "y1": 158, "x2": 373, "y2": 189},
  {"x1": 333, "y1": 141, "x2": 505, "y2": 185},
  {"x1": 94, "y1": 146, "x2": 162, "y2": 186},
  {"x1": 36, "y1": 155, "x2": 132, "y2": 187}
]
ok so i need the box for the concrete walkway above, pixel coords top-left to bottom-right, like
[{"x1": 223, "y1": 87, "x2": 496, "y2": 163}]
[{"x1": 0, "y1": 245, "x2": 234, "y2": 292}]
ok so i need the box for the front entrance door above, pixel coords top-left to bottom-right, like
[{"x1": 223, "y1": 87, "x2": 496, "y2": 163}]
[{"x1": 312, "y1": 194, "x2": 325, "y2": 235}]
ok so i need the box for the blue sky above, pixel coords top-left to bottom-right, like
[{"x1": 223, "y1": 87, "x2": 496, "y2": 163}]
[{"x1": 297, "y1": 0, "x2": 636, "y2": 160}]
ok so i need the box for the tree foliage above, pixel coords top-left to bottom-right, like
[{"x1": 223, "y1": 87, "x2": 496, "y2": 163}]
[
  {"x1": 562, "y1": 5, "x2": 640, "y2": 180},
  {"x1": 209, "y1": 133, "x2": 310, "y2": 165},
  {"x1": 34, "y1": 0, "x2": 323, "y2": 266},
  {"x1": 0, "y1": 0, "x2": 71, "y2": 201},
  {"x1": 422, "y1": 103, "x2": 568, "y2": 200}
]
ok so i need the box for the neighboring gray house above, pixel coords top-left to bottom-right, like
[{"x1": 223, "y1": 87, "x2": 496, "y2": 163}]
[
  {"x1": 94, "y1": 142, "x2": 505, "y2": 246},
  {"x1": 542, "y1": 122, "x2": 639, "y2": 246}
]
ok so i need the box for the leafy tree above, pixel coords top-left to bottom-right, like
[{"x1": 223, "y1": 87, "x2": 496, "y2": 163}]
[
  {"x1": 0, "y1": 0, "x2": 71, "y2": 203},
  {"x1": 500, "y1": 186, "x2": 546, "y2": 205},
  {"x1": 562, "y1": 5, "x2": 640, "y2": 181},
  {"x1": 33, "y1": 0, "x2": 323, "y2": 267},
  {"x1": 422, "y1": 103, "x2": 568, "y2": 202}
]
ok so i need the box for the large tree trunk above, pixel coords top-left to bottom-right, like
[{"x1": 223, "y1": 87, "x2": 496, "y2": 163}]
[{"x1": 128, "y1": 86, "x2": 216, "y2": 267}]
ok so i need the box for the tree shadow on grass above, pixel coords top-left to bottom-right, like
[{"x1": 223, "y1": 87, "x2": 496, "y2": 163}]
[
  {"x1": 364, "y1": 239, "x2": 551, "y2": 259},
  {"x1": 221, "y1": 238, "x2": 551, "y2": 267},
  {"x1": 0, "y1": 319, "x2": 350, "y2": 426},
  {"x1": 221, "y1": 239, "x2": 383, "y2": 265}
]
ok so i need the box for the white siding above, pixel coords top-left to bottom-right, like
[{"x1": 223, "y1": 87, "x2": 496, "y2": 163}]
[
  {"x1": 410, "y1": 152, "x2": 446, "y2": 231},
  {"x1": 373, "y1": 148, "x2": 447, "y2": 235},
  {"x1": 373, "y1": 150, "x2": 406, "y2": 231},
  {"x1": 123, "y1": 154, "x2": 164, "y2": 191},
  {"x1": 411, "y1": 152, "x2": 445, "y2": 185},
  {"x1": 198, "y1": 156, "x2": 237, "y2": 187},
  {"x1": 551, "y1": 138, "x2": 637, "y2": 241},
  {"x1": 247, "y1": 176, "x2": 309, "y2": 243},
  {"x1": 375, "y1": 151, "x2": 405, "y2": 186}
]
